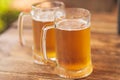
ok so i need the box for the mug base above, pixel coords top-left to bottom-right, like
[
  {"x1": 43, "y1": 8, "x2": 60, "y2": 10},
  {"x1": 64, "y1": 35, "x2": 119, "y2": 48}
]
[
  {"x1": 33, "y1": 53, "x2": 56, "y2": 65},
  {"x1": 55, "y1": 64, "x2": 93, "y2": 79},
  {"x1": 33, "y1": 53, "x2": 45, "y2": 65}
]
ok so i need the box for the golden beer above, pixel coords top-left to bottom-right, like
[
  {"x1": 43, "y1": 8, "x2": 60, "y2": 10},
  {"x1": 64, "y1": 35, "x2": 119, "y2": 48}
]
[
  {"x1": 55, "y1": 19, "x2": 91, "y2": 71},
  {"x1": 32, "y1": 19, "x2": 56, "y2": 59}
]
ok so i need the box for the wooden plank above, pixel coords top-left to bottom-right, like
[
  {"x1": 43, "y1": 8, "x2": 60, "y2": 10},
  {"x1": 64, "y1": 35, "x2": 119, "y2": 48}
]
[
  {"x1": 0, "y1": 28, "x2": 120, "y2": 80},
  {"x1": 0, "y1": 13, "x2": 120, "y2": 80},
  {"x1": 118, "y1": 0, "x2": 120, "y2": 34}
]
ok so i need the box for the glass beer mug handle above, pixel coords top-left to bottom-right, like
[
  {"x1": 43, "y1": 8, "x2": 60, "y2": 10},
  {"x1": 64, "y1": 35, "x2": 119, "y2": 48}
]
[
  {"x1": 41, "y1": 25, "x2": 56, "y2": 67},
  {"x1": 18, "y1": 12, "x2": 30, "y2": 46}
]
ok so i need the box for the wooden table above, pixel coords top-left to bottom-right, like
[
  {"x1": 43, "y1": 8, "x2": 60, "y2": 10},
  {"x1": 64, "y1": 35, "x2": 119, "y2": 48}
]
[{"x1": 0, "y1": 13, "x2": 120, "y2": 80}]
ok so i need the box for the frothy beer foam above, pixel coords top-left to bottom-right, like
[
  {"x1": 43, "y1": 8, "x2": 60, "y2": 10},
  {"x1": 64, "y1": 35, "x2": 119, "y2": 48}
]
[
  {"x1": 32, "y1": 10, "x2": 65, "y2": 22},
  {"x1": 56, "y1": 19, "x2": 90, "y2": 31},
  {"x1": 32, "y1": 11, "x2": 54, "y2": 22}
]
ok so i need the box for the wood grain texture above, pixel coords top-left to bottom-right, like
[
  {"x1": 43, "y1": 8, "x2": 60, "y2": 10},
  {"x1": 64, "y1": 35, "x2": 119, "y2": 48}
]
[{"x1": 0, "y1": 13, "x2": 120, "y2": 80}]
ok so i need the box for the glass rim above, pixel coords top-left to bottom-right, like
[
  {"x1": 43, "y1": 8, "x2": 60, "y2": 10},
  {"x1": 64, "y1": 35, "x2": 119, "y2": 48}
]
[
  {"x1": 32, "y1": 0, "x2": 65, "y2": 10},
  {"x1": 55, "y1": 8, "x2": 91, "y2": 23},
  {"x1": 55, "y1": 8, "x2": 91, "y2": 30},
  {"x1": 65, "y1": 8, "x2": 91, "y2": 18}
]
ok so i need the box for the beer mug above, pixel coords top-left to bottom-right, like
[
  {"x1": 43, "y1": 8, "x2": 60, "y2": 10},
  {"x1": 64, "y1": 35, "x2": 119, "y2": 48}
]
[
  {"x1": 18, "y1": 0, "x2": 65, "y2": 64},
  {"x1": 41, "y1": 8, "x2": 93, "y2": 78}
]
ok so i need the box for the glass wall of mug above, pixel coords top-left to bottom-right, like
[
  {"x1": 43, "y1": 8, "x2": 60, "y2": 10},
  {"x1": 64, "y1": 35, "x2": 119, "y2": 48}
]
[
  {"x1": 18, "y1": 0, "x2": 65, "y2": 64},
  {"x1": 41, "y1": 8, "x2": 93, "y2": 79}
]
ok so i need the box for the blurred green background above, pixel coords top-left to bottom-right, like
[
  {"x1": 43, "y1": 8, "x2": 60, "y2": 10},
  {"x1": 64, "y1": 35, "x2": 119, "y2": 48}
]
[{"x1": 0, "y1": 0, "x2": 19, "y2": 34}]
